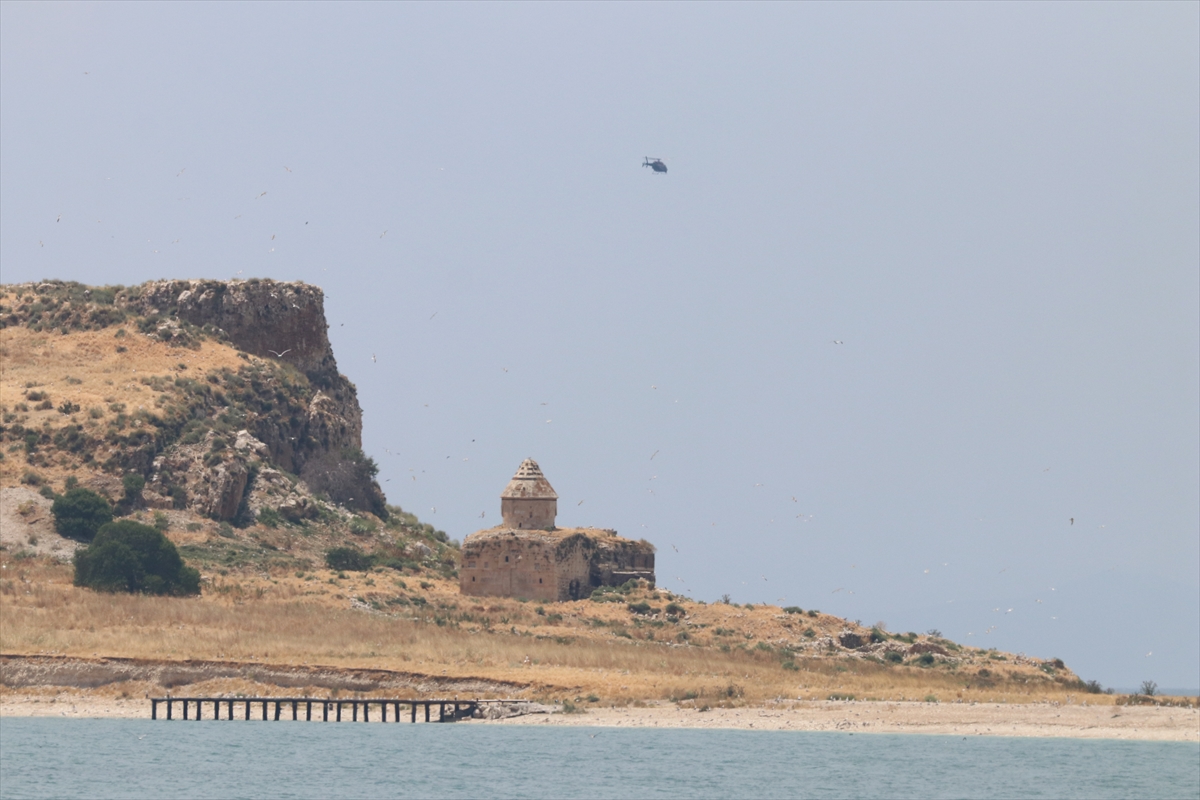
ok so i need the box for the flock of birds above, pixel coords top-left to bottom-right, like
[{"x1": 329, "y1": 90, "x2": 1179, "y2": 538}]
[{"x1": 38, "y1": 162, "x2": 1149, "y2": 667}]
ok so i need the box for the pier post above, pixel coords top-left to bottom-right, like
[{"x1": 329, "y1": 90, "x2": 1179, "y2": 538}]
[
  {"x1": 306, "y1": 701, "x2": 312, "y2": 721},
  {"x1": 245, "y1": 700, "x2": 251, "y2": 720},
  {"x1": 394, "y1": 702, "x2": 400, "y2": 722},
  {"x1": 183, "y1": 700, "x2": 189, "y2": 720},
  {"x1": 196, "y1": 700, "x2": 202, "y2": 721},
  {"x1": 323, "y1": 702, "x2": 329, "y2": 722},
  {"x1": 424, "y1": 703, "x2": 430, "y2": 723},
  {"x1": 274, "y1": 701, "x2": 281, "y2": 721},
  {"x1": 364, "y1": 702, "x2": 369, "y2": 723},
  {"x1": 337, "y1": 702, "x2": 342, "y2": 722},
  {"x1": 411, "y1": 703, "x2": 417, "y2": 723},
  {"x1": 352, "y1": 702, "x2": 358, "y2": 722},
  {"x1": 380, "y1": 703, "x2": 386, "y2": 723},
  {"x1": 262, "y1": 701, "x2": 268, "y2": 721},
  {"x1": 292, "y1": 701, "x2": 298, "y2": 721},
  {"x1": 166, "y1": 699, "x2": 172, "y2": 720},
  {"x1": 438, "y1": 703, "x2": 444, "y2": 722},
  {"x1": 228, "y1": 700, "x2": 234, "y2": 720},
  {"x1": 151, "y1": 700, "x2": 158, "y2": 720}
]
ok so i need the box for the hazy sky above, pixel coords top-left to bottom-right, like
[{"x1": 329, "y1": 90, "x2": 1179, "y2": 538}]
[{"x1": 2, "y1": 2, "x2": 1197, "y2": 689}]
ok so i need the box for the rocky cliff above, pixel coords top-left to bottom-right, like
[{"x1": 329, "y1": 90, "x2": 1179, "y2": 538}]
[{"x1": 0, "y1": 278, "x2": 386, "y2": 521}]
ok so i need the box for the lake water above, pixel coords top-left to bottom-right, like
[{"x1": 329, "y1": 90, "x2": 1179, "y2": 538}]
[{"x1": 1, "y1": 718, "x2": 1197, "y2": 799}]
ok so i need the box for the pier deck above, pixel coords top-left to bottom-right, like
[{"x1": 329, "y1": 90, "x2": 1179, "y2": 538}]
[{"x1": 149, "y1": 697, "x2": 507, "y2": 722}]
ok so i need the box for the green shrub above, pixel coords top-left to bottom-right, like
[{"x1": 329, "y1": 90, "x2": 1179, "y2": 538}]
[
  {"x1": 325, "y1": 546, "x2": 374, "y2": 572},
  {"x1": 916, "y1": 653, "x2": 935, "y2": 667},
  {"x1": 783, "y1": 606, "x2": 804, "y2": 614},
  {"x1": 122, "y1": 473, "x2": 145, "y2": 502},
  {"x1": 884, "y1": 651, "x2": 904, "y2": 664},
  {"x1": 348, "y1": 517, "x2": 377, "y2": 536},
  {"x1": 665, "y1": 602, "x2": 686, "y2": 617},
  {"x1": 257, "y1": 507, "x2": 284, "y2": 528},
  {"x1": 73, "y1": 520, "x2": 200, "y2": 595},
  {"x1": 51, "y1": 488, "x2": 113, "y2": 541},
  {"x1": 627, "y1": 601, "x2": 656, "y2": 616}
]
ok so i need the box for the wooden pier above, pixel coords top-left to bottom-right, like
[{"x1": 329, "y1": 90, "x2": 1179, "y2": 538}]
[{"x1": 150, "y1": 697, "x2": 489, "y2": 723}]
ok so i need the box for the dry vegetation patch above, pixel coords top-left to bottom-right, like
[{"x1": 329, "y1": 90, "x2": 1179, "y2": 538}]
[{"x1": 1, "y1": 549, "x2": 1109, "y2": 707}]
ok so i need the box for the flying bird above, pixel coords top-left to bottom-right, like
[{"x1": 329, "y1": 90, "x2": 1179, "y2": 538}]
[
  {"x1": 256, "y1": 192, "x2": 267, "y2": 199},
  {"x1": 371, "y1": 354, "x2": 377, "y2": 363},
  {"x1": 284, "y1": 166, "x2": 292, "y2": 172},
  {"x1": 832, "y1": 340, "x2": 844, "y2": 345},
  {"x1": 267, "y1": 349, "x2": 291, "y2": 357},
  {"x1": 650, "y1": 450, "x2": 659, "y2": 460}
]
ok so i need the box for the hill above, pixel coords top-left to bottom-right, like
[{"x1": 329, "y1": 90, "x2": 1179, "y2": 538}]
[{"x1": 0, "y1": 279, "x2": 1125, "y2": 708}]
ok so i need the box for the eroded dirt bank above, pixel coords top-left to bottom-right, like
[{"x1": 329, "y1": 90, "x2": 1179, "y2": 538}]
[{"x1": 0, "y1": 654, "x2": 527, "y2": 696}]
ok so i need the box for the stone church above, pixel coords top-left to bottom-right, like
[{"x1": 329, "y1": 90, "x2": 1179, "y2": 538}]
[{"x1": 459, "y1": 459, "x2": 656, "y2": 601}]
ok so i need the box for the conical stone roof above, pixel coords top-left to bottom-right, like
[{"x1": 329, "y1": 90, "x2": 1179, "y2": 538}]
[{"x1": 501, "y1": 458, "x2": 558, "y2": 499}]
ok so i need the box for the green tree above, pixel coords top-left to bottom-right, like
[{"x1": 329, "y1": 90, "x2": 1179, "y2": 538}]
[
  {"x1": 73, "y1": 520, "x2": 200, "y2": 595},
  {"x1": 51, "y1": 488, "x2": 113, "y2": 541}
]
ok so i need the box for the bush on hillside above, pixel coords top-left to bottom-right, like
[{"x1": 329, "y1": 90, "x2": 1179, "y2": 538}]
[
  {"x1": 325, "y1": 546, "x2": 374, "y2": 572},
  {"x1": 73, "y1": 520, "x2": 200, "y2": 595},
  {"x1": 51, "y1": 488, "x2": 114, "y2": 541}
]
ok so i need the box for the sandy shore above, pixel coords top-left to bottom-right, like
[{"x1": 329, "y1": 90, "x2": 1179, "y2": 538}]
[
  {"x1": 2, "y1": 691, "x2": 1196, "y2": 741},
  {"x1": 484, "y1": 701, "x2": 1200, "y2": 741}
]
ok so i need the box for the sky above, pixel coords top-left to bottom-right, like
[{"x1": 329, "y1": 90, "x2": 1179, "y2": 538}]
[{"x1": 2, "y1": 1, "x2": 1197, "y2": 690}]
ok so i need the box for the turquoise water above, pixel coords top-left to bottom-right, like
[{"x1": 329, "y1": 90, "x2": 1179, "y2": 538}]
[{"x1": 1, "y1": 718, "x2": 1197, "y2": 799}]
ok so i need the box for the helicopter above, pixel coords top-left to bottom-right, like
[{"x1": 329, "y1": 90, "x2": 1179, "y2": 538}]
[{"x1": 643, "y1": 157, "x2": 668, "y2": 174}]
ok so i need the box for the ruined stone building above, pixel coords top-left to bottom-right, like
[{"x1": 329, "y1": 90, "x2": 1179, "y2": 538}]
[{"x1": 459, "y1": 459, "x2": 656, "y2": 601}]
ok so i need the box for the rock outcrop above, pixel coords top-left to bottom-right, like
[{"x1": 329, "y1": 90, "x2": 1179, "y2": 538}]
[
  {"x1": 0, "y1": 278, "x2": 386, "y2": 520},
  {"x1": 129, "y1": 279, "x2": 385, "y2": 518}
]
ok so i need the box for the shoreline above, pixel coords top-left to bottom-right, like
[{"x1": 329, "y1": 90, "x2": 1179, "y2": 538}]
[{"x1": 2, "y1": 691, "x2": 1196, "y2": 741}]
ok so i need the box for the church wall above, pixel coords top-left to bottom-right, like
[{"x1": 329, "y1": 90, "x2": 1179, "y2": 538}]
[
  {"x1": 460, "y1": 533, "x2": 560, "y2": 601},
  {"x1": 500, "y1": 497, "x2": 557, "y2": 529},
  {"x1": 460, "y1": 528, "x2": 655, "y2": 601}
]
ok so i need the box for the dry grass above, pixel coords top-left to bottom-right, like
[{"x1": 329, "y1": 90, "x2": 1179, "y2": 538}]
[
  {"x1": 0, "y1": 322, "x2": 249, "y2": 487},
  {"x1": 0, "y1": 553, "x2": 1109, "y2": 706}
]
